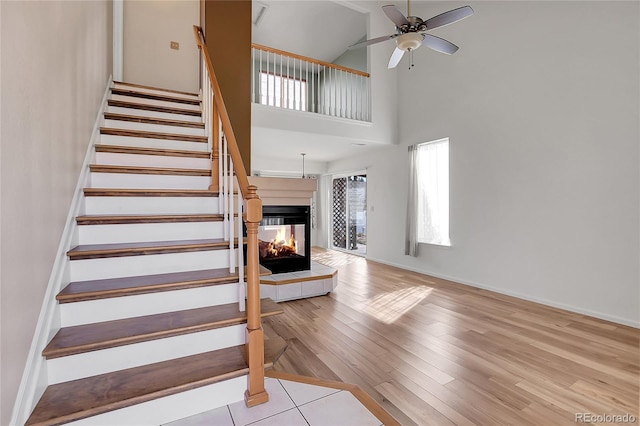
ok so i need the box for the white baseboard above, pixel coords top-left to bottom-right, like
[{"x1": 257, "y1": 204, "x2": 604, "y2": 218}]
[
  {"x1": 365, "y1": 256, "x2": 640, "y2": 329},
  {"x1": 10, "y1": 76, "x2": 114, "y2": 426}
]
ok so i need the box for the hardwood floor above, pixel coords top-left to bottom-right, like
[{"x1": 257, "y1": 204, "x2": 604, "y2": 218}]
[{"x1": 263, "y1": 248, "x2": 639, "y2": 426}]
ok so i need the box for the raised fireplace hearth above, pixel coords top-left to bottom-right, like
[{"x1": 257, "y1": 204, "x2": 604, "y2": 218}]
[{"x1": 258, "y1": 205, "x2": 310, "y2": 274}]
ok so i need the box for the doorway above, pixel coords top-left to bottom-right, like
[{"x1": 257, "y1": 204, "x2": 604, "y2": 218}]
[{"x1": 331, "y1": 173, "x2": 367, "y2": 255}]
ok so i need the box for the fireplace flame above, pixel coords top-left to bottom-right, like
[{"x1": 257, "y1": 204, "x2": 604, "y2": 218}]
[{"x1": 259, "y1": 225, "x2": 298, "y2": 259}]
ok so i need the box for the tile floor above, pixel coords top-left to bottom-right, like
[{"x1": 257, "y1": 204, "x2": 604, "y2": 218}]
[{"x1": 166, "y1": 378, "x2": 383, "y2": 426}]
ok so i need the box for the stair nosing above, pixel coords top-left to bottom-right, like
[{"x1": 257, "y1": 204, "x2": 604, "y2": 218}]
[
  {"x1": 75, "y1": 214, "x2": 224, "y2": 225},
  {"x1": 43, "y1": 299, "x2": 283, "y2": 359},
  {"x1": 83, "y1": 188, "x2": 219, "y2": 197},
  {"x1": 103, "y1": 112, "x2": 205, "y2": 129},
  {"x1": 89, "y1": 164, "x2": 212, "y2": 177},
  {"x1": 111, "y1": 88, "x2": 201, "y2": 106},
  {"x1": 100, "y1": 127, "x2": 208, "y2": 143},
  {"x1": 67, "y1": 238, "x2": 241, "y2": 260},
  {"x1": 95, "y1": 144, "x2": 211, "y2": 159},
  {"x1": 107, "y1": 99, "x2": 201, "y2": 117},
  {"x1": 113, "y1": 81, "x2": 200, "y2": 97},
  {"x1": 57, "y1": 264, "x2": 267, "y2": 304}
]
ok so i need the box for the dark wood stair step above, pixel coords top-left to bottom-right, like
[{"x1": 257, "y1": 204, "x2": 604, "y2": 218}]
[
  {"x1": 111, "y1": 88, "x2": 201, "y2": 106},
  {"x1": 76, "y1": 214, "x2": 223, "y2": 225},
  {"x1": 26, "y1": 336, "x2": 288, "y2": 426},
  {"x1": 95, "y1": 144, "x2": 210, "y2": 159},
  {"x1": 104, "y1": 112, "x2": 205, "y2": 129},
  {"x1": 89, "y1": 164, "x2": 212, "y2": 177},
  {"x1": 113, "y1": 80, "x2": 199, "y2": 97},
  {"x1": 108, "y1": 99, "x2": 201, "y2": 117},
  {"x1": 83, "y1": 188, "x2": 218, "y2": 197},
  {"x1": 67, "y1": 238, "x2": 241, "y2": 260},
  {"x1": 57, "y1": 265, "x2": 271, "y2": 303},
  {"x1": 43, "y1": 298, "x2": 283, "y2": 359},
  {"x1": 100, "y1": 127, "x2": 207, "y2": 143}
]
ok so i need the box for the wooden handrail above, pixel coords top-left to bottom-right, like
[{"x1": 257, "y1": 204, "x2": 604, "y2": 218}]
[
  {"x1": 252, "y1": 43, "x2": 370, "y2": 78},
  {"x1": 193, "y1": 26, "x2": 251, "y2": 198},
  {"x1": 193, "y1": 25, "x2": 268, "y2": 408}
]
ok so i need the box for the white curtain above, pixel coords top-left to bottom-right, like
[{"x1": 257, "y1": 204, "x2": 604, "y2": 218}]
[
  {"x1": 405, "y1": 145, "x2": 420, "y2": 256},
  {"x1": 405, "y1": 140, "x2": 450, "y2": 257}
]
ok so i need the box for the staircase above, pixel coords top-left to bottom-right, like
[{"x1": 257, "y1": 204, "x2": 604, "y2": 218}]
[{"x1": 24, "y1": 81, "x2": 286, "y2": 426}]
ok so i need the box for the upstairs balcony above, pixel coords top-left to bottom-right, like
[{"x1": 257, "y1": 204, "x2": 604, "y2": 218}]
[{"x1": 251, "y1": 44, "x2": 370, "y2": 122}]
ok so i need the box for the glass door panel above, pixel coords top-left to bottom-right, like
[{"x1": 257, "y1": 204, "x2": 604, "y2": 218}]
[{"x1": 331, "y1": 174, "x2": 366, "y2": 254}]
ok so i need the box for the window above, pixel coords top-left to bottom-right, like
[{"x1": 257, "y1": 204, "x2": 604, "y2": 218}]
[
  {"x1": 406, "y1": 138, "x2": 450, "y2": 252},
  {"x1": 260, "y1": 72, "x2": 307, "y2": 111}
]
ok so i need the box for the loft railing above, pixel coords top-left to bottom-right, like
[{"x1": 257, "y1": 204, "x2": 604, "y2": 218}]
[
  {"x1": 251, "y1": 43, "x2": 371, "y2": 122},
  {"x1": 193, "y1": 25, "x2": 268, "y2": 408}
]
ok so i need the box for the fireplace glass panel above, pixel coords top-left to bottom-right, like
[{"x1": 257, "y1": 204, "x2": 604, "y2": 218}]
[
  {"x1": 258, "y1": 205, "x2": 311, "y2": 274},
  {"x1": 258, "y1": 224, "x2": 306, "y2": 260}
]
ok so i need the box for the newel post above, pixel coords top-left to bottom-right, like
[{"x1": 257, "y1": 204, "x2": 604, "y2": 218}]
[
  {"x1": 243, "y1": 185, "x2": 268, "y2": 407},
  {"x1": 209, "y1": 99, "x2": 220, "y2": 191}
]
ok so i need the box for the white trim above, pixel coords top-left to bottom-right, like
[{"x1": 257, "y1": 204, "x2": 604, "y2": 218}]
[
  {"x1": 113, "y1": 0, "x2": 124, "y2": 81},
  {"x1": 9, "y1": 77, "x2": 113, "y2": 426},
  {"x1": 365, "y1": 256, "x2": 640, "y2": 329}
]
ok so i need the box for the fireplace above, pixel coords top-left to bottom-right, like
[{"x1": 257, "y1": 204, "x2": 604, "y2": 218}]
[{"x1": 258, "y1": 205, "x2": 311, "y2": 274}]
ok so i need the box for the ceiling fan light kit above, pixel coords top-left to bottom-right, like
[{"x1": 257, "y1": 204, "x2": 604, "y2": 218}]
[
  {"x1": 396, "y1": 33, "x2": 424, "y2": 51},
  {"x1": 347, "y1": 0, "x2": 474, "y2": 69}
]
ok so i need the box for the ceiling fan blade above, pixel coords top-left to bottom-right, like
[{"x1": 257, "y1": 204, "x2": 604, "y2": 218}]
[
  {"x1": 425, "y1": 6, "x2": 473, "y2": 31},
  {"x1": 382, "y1": 4, "x2": 409, "y2": 28},
  {"x1": 348, "y1": 34, "x2": 398, "y2": 50},
  {"x1": 388, "y1": 47, "x2": 405, "y2": 69},
  {"x1": 422, "y1": 34, "x2": 459, "y2": 55}
]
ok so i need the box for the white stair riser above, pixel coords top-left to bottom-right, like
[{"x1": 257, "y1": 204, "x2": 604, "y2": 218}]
[
  {"x1": 95, "y1": 152, "x2": 211, "y2": 169},
  {"x1": 111, "y1": 94, "x2": 201, "y2": 112},
  {"x1": 69, "y1": 249, "x2": 236, "y2": 281},
  {"x1": 60, "y1": 282, "x2": 240, "y2": 326},
  {"x1": 84, "y1": 196, "x2": 219, "y2": 215},
  {"x1": 107, "y1": 105, "x2": 202, "y2": 123},
  {"x1": 48, "y1": 324, "x2": 246, "y2": 384},
  {"x1": 89, "y1": 172, "x2": 211, "y2": 190},
  {"x1": 103, "y1": 119, "x2": 206, "y2": 137},
  {"x1": 66, "y1": 375, "x2": 246, "y2": 426},
  {"x1": 100, "y1": 134, "x2": 208, "y2": 152},
  {"x1": 78, "y1": 222, "x2": 224, "y2": 245},
  {"x1": 113, "y1": 83, "x2": 200, "y2": 101}
]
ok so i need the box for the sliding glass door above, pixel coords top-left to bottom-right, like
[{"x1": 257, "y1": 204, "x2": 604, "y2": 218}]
[{"x1": 331, "y1": 173, "x2": 367, "y2": 255}]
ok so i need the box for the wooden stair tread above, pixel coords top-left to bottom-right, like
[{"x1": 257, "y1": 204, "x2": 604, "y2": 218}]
[
  {"x1": 57, "y1": 265, "x2": 271, "y2": 303},
  {"x1": 113, "y1": 81, "x2": 199, "y2": 97},
  {"x1": 43, "y1": 299, "x2": 283, "y2": 358},
  {"x1": 108, "y1": 99, "x2": 201, "y2": 117},
  {"x1": 67, "y1": 238, "x2": 241, "y2": 260},
  {"x1": 26, "y1": 336, "x2": 287, "y2": 426},
  {"x1": 100, "y1": 127, "x2": 207, "y2": 143},
  {"x1": 104, "y1": 112, "x2": 205, "y2": 129},
  {"x1": 76, "y1": 214, "x2": 223, "y2": 225},
  {"x1": 89, "y1": 164, "x2": 211, "y2": 176},
  {"x1": 95, "y1": 144, "x2": 210, "y2": 159},
  {"x1": 83, "y1": 188, "x2": 218, "y2": 197},
  {"x1": 111, "y1": 88, "x2": 201, "y2": 106}
]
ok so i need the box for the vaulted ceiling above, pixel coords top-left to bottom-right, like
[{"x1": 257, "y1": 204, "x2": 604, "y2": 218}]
[{"x1": 252, "y1": 0, "x2": 367, "y2": 63}]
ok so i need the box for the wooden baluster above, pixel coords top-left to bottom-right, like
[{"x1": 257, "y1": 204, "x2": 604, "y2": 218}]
[
  {"x1": 209, "y1": 97, "x2": 220, "y2": 191},
  {"x1": 243, "y1": 185, "x2": 268, "y2": 407}
]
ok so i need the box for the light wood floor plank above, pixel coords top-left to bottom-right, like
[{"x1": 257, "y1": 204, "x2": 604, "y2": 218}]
[{"x1": 265, "y1": 248, "x2": 639, "y2": 425}]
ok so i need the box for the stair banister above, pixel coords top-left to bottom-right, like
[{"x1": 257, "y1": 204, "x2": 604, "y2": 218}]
[{"x1": 193, "y1": 25, "x2": 268, "y2": 408}]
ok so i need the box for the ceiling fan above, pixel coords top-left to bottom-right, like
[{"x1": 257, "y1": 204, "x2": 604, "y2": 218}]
[{"x1": 348, "y1": 1, "x2": 473, "y2": 69}]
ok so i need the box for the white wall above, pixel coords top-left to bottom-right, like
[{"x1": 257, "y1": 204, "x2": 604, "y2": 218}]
[
  {"x1": 123, "y1": 0, "x2": 199, "y2": 93},
  {"x1": 0, "y1": 1, "x2": 112, "y2": 423},
  {"x1": 322, "y1": 1, "x2": 639, "y2": 326}
]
